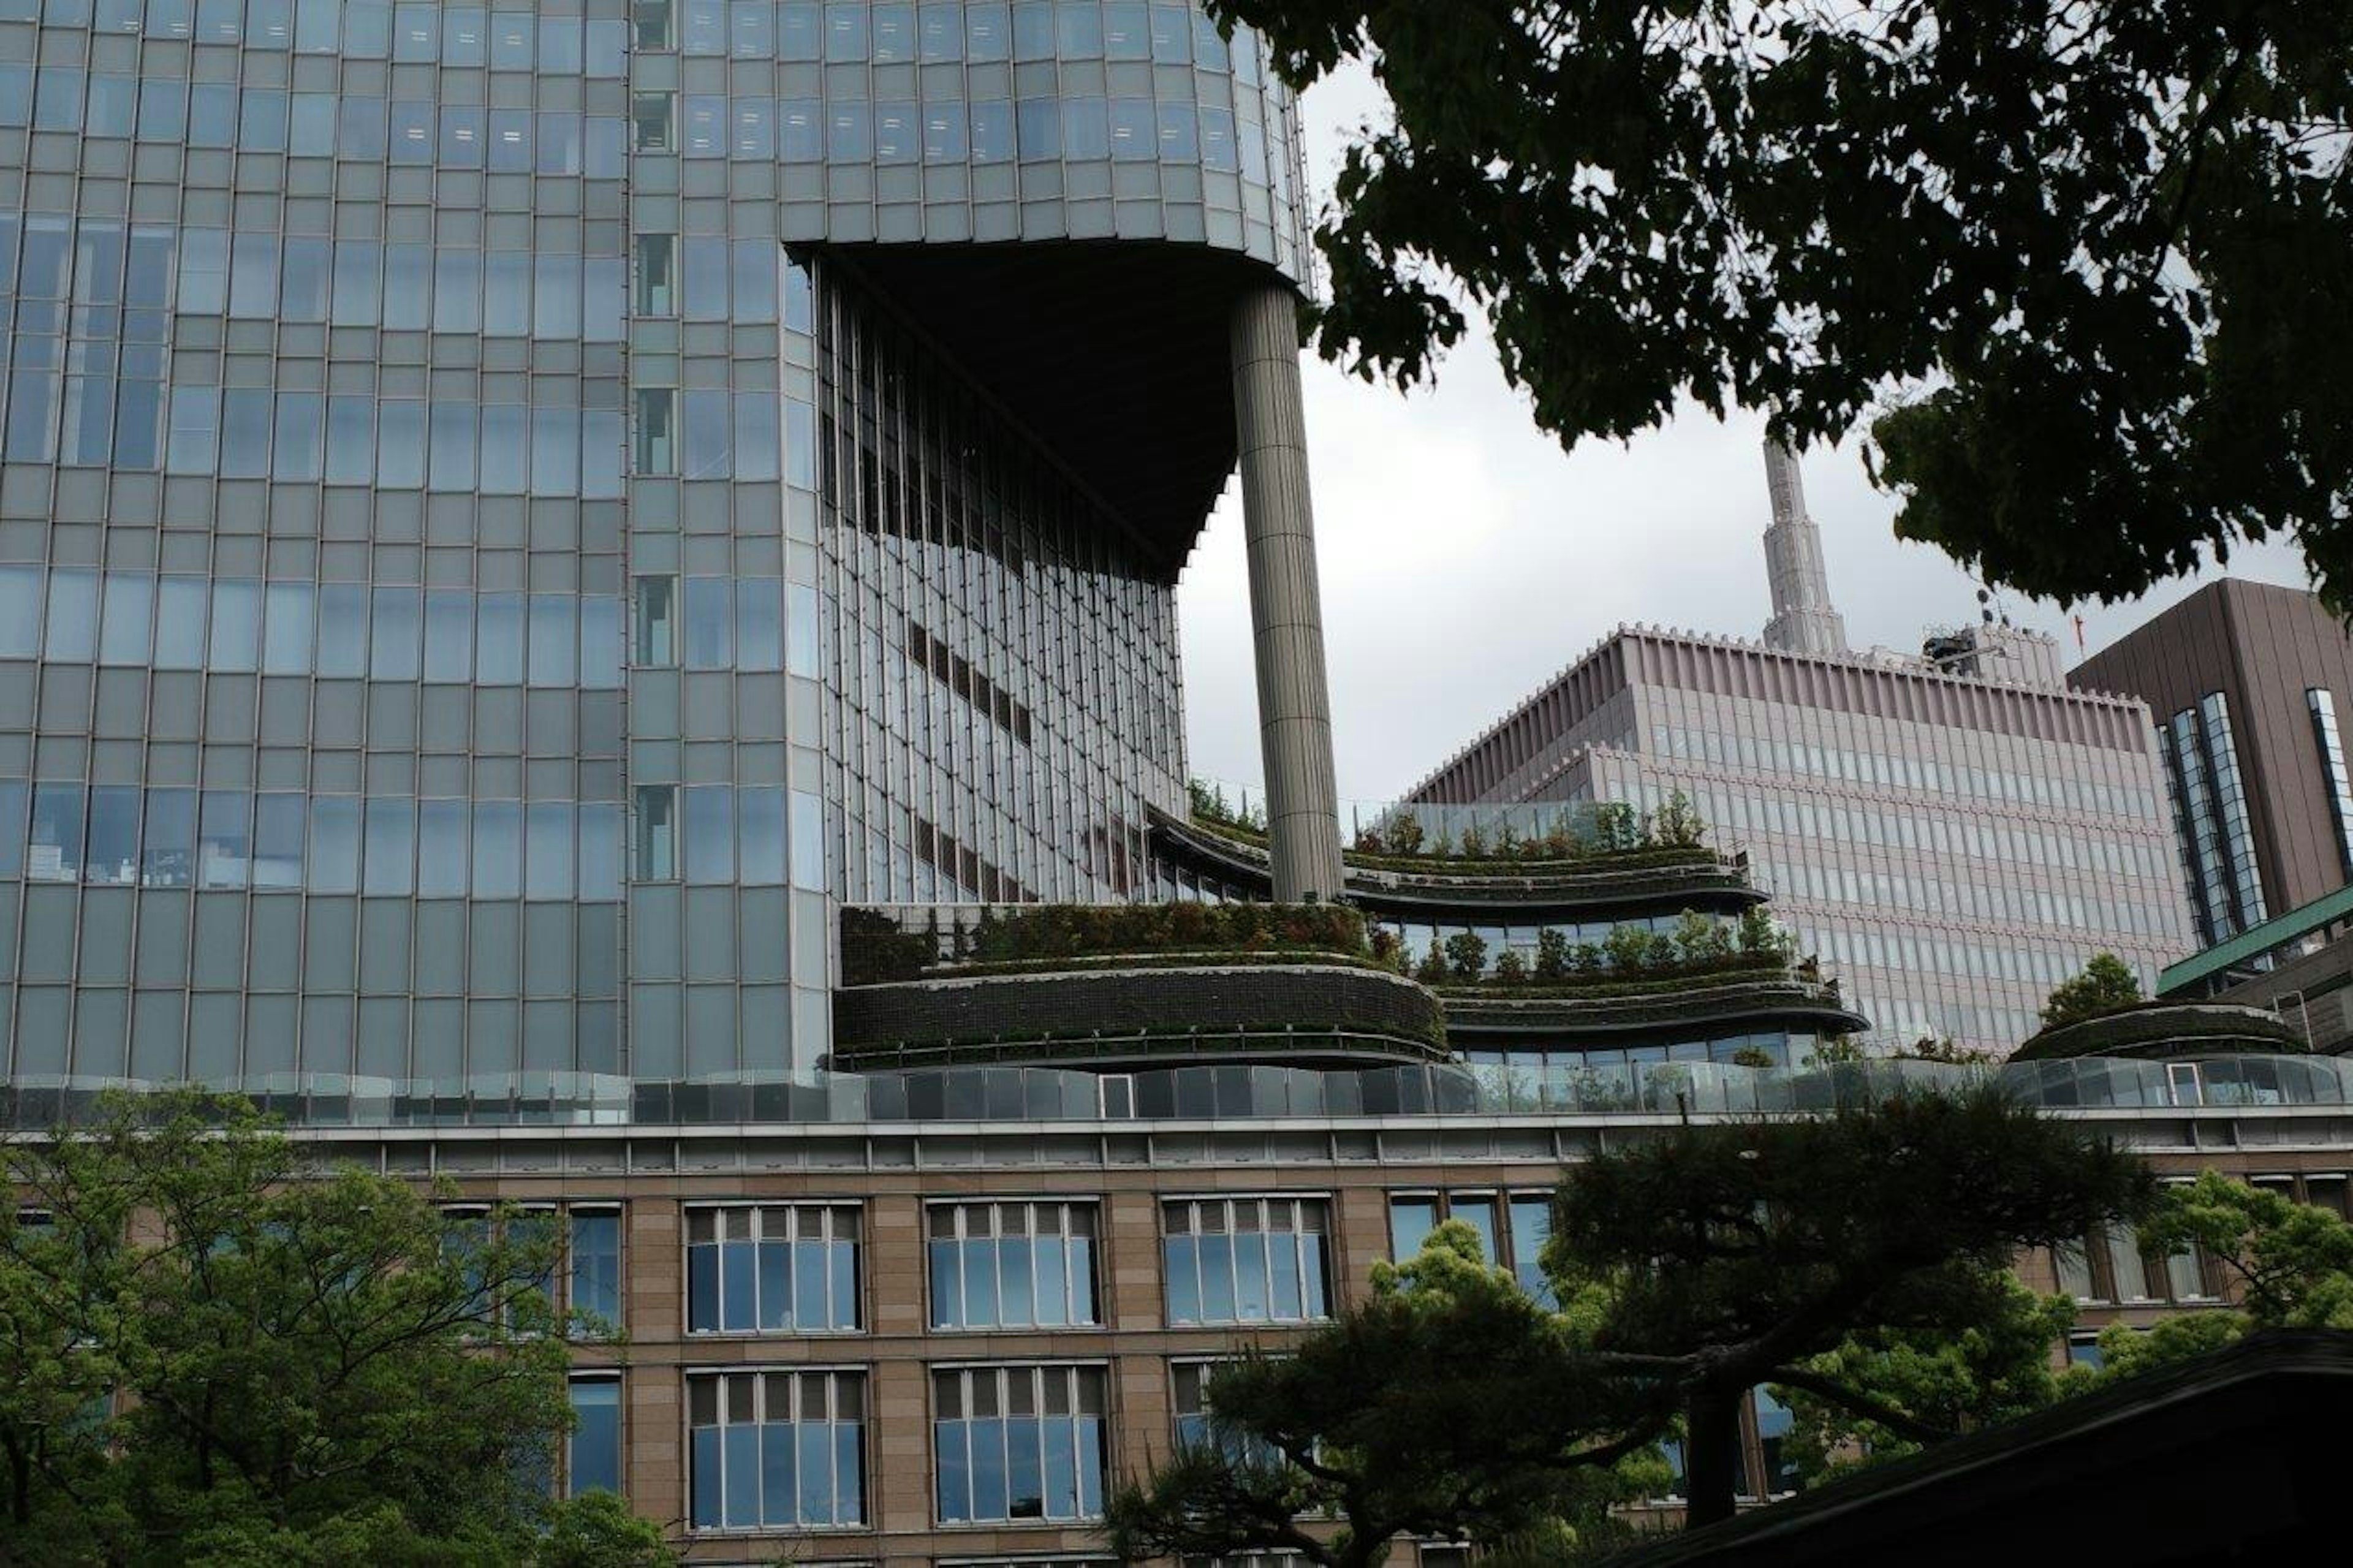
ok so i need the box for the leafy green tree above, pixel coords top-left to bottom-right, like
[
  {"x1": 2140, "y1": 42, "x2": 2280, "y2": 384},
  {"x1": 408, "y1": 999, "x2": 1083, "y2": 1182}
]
[
  {"x1": 1534, "y1": 926, "x2": 1574, "y2": 983},
  {"x1": 1108, "y1": 1094, "x2": 2150, "y2": 1548},
  {"x1": 1670, "y1": 910, "x2": 1733, "y2": 968},
  {"x1": 1545, "y1": 1088, "x2": 2153, "y2": 1524},
  {"x1": 1601, "y1": 922, "x2": 1658, "y2": 975},
  {"x1": 1413, "y1": 941, "x2": 1451, "y2": 986},
  {"x1": 1207, "y1": 0, "x2": 2353, "y2": 607},
  {"x1": 1770, "y1": 1272, "x2": 2078, "y2": 1485},
  {"x1": 2080, "y1": 1172, "x2": 2353, "y2": 1381},
  {"x1": 1104, "y1": 1223, "x2": 1670, "y2": 1568},
  {"x1": 0, "y1": 1093, "x2": 675, "y2": 1566},
  {"x1": 2039, "y1": 952, "x2": 2145, "y2": 1030},
  {"x1": 1735, "y1": 906, "x2": 1790, "y2": 961},
  {"x1": 1444, "y1": 929, "x2": 1491, "y2": 984},
  {"x1": 1651, "y1": 793, "x2": 1706, "y2": 850}
]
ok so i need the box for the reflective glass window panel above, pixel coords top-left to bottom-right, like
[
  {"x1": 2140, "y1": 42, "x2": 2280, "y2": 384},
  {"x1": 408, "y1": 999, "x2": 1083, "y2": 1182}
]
[
  {"x1": 472, "y1": 801, "x2": 523, "y2": 900},
  {"x1": 683, "y1": 786, "x2": 732, "y2": 885},
  {"x1": 931, "y1": 1365, "x2": 1105, "y2": 1524},
  {"x1": 417, "y1": 799, "x2": 470, "y2": 897},
  {"x1": 688, "y1": 1369, "x2": 865, "y2": 1529},
  {"x1": 1162, "y1": 1197, "x2": 1330, "y2": 1325},
  {"x1": 567, "y1": 1377, "x2": 623, "y2": 1497},
  {"x1": 926, "y1": 1202, "x2": 1097, "y2": 1330},
  {"x1": 251, "y1": 792, "x2": 306, "y2": 891},
  {"x1": 684, "y1": 1205, "x2": 860, "y2": 1333},
  {"x1": 142, "y1": 788, "x2": 196, "y2": 888},
  {"x1": 260, "y1": 581, "x2": 314, "y2": 675},
  {"x1": 1388, "y1": 1194, "x2": 1438, "y2": 1261},
  {"x1": 569, "y1": 1210, "x2": 623, "y2": 1331},
  {"x1": 197, "y1": 790, "x2": 251, "y2": 889},
  {"x1": 86, "y1": 786, "x2": 140, "y2": 885},
  {"x1": 363, "y1": 797, "x2": 417, "y2": 896}
]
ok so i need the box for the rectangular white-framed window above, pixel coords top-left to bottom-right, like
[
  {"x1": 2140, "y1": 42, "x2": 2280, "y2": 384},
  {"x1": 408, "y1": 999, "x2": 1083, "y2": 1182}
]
[
  {"x1": 685, "y1": 1203, "x2": 861, "y2": 1334},
  {"x1": 686, "y1": 1366, "x2": 866, "y2": 1531},
  {"x1": 1161, "y1": 1195, "x2": 1330, "y2": 1326},
  {"x1": 926, "y1": 1200, "x2": 1097, "y2": 1330},
  {"x1": 932, "y1": 1362, "x2": 1108, "y2": 1524}
]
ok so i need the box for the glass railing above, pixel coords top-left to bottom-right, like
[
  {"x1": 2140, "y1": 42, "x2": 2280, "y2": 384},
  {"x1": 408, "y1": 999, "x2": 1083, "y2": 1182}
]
[
  {"x1": 1186, "y1": 782, "x2": 1640, "y2": 858},
  {"x1": 8, "y1": 1054, "x2": 2351, "y2": 1129}
]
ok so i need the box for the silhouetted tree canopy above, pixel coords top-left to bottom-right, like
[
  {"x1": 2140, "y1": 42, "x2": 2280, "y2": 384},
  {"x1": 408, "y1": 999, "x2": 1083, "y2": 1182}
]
[{"x1": 1210, "y1": 1, "x2": 2353, "y2": 607}]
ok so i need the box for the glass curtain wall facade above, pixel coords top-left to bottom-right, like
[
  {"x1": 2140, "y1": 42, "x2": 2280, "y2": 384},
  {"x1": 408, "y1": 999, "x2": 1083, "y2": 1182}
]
[{"x1": 0, "y1": 1, "x2": 1310, "y2": 1088}]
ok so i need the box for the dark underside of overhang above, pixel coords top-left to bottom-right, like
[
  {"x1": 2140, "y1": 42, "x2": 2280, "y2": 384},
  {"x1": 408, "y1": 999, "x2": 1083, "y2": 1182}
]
[{"x1": 825, "y1": 241, "x2": 1292, "y2": 580}]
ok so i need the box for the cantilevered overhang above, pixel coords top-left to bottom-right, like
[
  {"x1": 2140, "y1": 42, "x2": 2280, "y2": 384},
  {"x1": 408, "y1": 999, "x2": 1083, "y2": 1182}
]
[{"x1": 827, "y1": 242, "x2": 1300, "y2": 580}]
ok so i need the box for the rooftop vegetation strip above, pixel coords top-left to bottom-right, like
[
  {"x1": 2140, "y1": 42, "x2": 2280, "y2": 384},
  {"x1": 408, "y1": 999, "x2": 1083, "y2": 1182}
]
[
  {"x1": 2008, "y1": 1002, "x2": 2312, "y2": 1063},
  {"x1": 1183, "y1": 780, "x2": 1718, "y2": 868}
]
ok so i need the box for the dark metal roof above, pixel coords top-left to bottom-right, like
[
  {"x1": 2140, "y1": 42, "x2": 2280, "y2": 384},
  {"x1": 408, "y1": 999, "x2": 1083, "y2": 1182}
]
[{"x1": 1610, "y1": 1330, "x2": 2353, "y2": 1567}]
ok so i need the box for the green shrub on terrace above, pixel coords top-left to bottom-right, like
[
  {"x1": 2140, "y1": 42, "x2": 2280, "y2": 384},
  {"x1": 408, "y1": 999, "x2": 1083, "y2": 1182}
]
[
  {"x1": 1444, "y1": 930, "x2": 1491, "y2": 985},
  {"x1": 1430, "y1": 908, "x2": 1802, "y2": 993},
  {"x1": 960, "y1": 901, "x2": 1368, "y2": 965}
]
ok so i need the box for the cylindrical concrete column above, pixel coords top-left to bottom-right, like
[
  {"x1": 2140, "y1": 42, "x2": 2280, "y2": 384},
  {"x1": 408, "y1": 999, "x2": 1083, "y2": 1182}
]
[{"x1": 1230, "y1": 282, "x2": 1346, "y2": 904}]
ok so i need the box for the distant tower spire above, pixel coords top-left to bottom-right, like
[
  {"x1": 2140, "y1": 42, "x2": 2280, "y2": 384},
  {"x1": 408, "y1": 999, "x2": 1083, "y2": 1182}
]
[{"x1": 1760, "y1": 439, "x2": 1849, "y2": 656}]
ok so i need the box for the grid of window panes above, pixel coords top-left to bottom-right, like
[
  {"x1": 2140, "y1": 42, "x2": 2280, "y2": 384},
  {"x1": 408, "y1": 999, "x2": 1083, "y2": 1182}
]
[
  {"x1": 685, "y1": 1203, "x2": 860, "y2": 1333},
  {"x1": 803, "y1": 252, "x2": 1188, "y2": 909},
  {"x1": 1161, "y1": 1196, "x2": 1330, "y2": 1326},
  {"x1": 687, "y1": 1368, "x2": 866, "y2": 1531},
  {"x1": 0, "y1": 0, "x2": 1306, "y2": 1094},
  {"x1": 926, "y1": 1200, "x2": 1098, "y2": 1330},
  {"x1": 931, "y1": 1363, "x2": 1108, "y2": 1525}
]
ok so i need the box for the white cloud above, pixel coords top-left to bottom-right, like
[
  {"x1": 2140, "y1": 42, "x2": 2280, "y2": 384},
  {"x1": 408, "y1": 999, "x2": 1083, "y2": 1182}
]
[{"x1": 1178, "y1": 67, "x2": 2316, "y2": 805}]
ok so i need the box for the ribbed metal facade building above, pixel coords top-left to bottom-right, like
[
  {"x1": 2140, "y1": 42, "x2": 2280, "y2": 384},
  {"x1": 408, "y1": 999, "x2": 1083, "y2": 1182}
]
[{"x1": 1402, "y1": 625, "x2": 2197, "y2": 1053}]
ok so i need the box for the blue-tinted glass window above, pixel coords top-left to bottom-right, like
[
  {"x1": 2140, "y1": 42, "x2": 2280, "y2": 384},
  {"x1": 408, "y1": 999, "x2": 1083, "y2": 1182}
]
[
  {"x1": 1015, "y1": 97, "x2": 1059, "y2": 160},
  {"x1": 738, "y1": 788, "x2": 787, "y2": 885},
  {"x1": 1061, "y1": 97, "x2": 1109, "y2": 160},
  {"x1": 1509, "y1": 1194, "x2": 1557, "y2": 1306},
  {"x1": 142, "y1": 788, "x2": 195, "y2": 888},
  {"x1": 1388, "y1": 1194, "x2": 1438, "y2": 1260},
  {"x1": 683, "y1": 786, "x2": 733, "y2": 885},
  {"x1": 472, "y1": 801, "x2": 523, "y2": 900},
  {"x1": 927, "y1": 1202, "x2": 1096, "y2": 1329},
  {"x1": 85, "y1": 786, "x2": 140, "y2": 885},
  {"x1": 933, "y1": 1365, "x2": 1104, "y2": 1523},
  {"x1": 968, "y1": 100, "x2": 1012, "y2": 163},
  {"x1": 569, "y1": 1210, "x2": 622, "y2": 1333},
  {"x1": 689, "y1": 1371, "x2": 865, "y2": 1528},
  {"x1": 1164, "y1": 1197, "x2": 1330, "y2": 1325},
  {"x1": 685, "y1": 1206, "x2": 860, "y2": 1334},
  {"x1": 362, "y1": 797, "x2": 416, "y2": 896},
  {"x1": 568, "y1": 1377, "x2": 623, "y2": 1497},
  {"x1": 251, "y1": 792, "x2": 306, "y2": 891},
  {"x1": 417, "y1": 800, "x2": 469, "y2": 898}
]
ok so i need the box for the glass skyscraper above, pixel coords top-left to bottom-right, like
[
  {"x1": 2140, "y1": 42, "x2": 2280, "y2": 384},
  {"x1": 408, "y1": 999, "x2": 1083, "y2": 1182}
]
[{"x1": 0, "y1": 0, "x2": 1317, "y2": 1092}]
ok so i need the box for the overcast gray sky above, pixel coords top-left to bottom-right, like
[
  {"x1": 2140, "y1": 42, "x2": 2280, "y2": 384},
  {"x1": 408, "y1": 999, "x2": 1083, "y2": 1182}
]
[{"x1": 1176, "y1": 66, "x2": 2317, "y2": 808}]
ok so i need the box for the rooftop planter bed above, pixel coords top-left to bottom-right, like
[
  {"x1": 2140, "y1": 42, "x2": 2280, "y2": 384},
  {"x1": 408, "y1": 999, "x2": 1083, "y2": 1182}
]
[
  {"x1": 1446, "y1": 974, "x2": 1866, "y2": 1037},
  {"x1": 830, "y1": 961, "x2": 1448, "y2": 1071},
  {"x1": 841, "y1": 901, "x2": 1368, "y2": 987},
  {"x1": 1150, "y1": 811, "x2": 1760, "y2": 912},
  {"x1": 2009, "y1": 1002, "x2": 2308, "y2": 1063}
]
